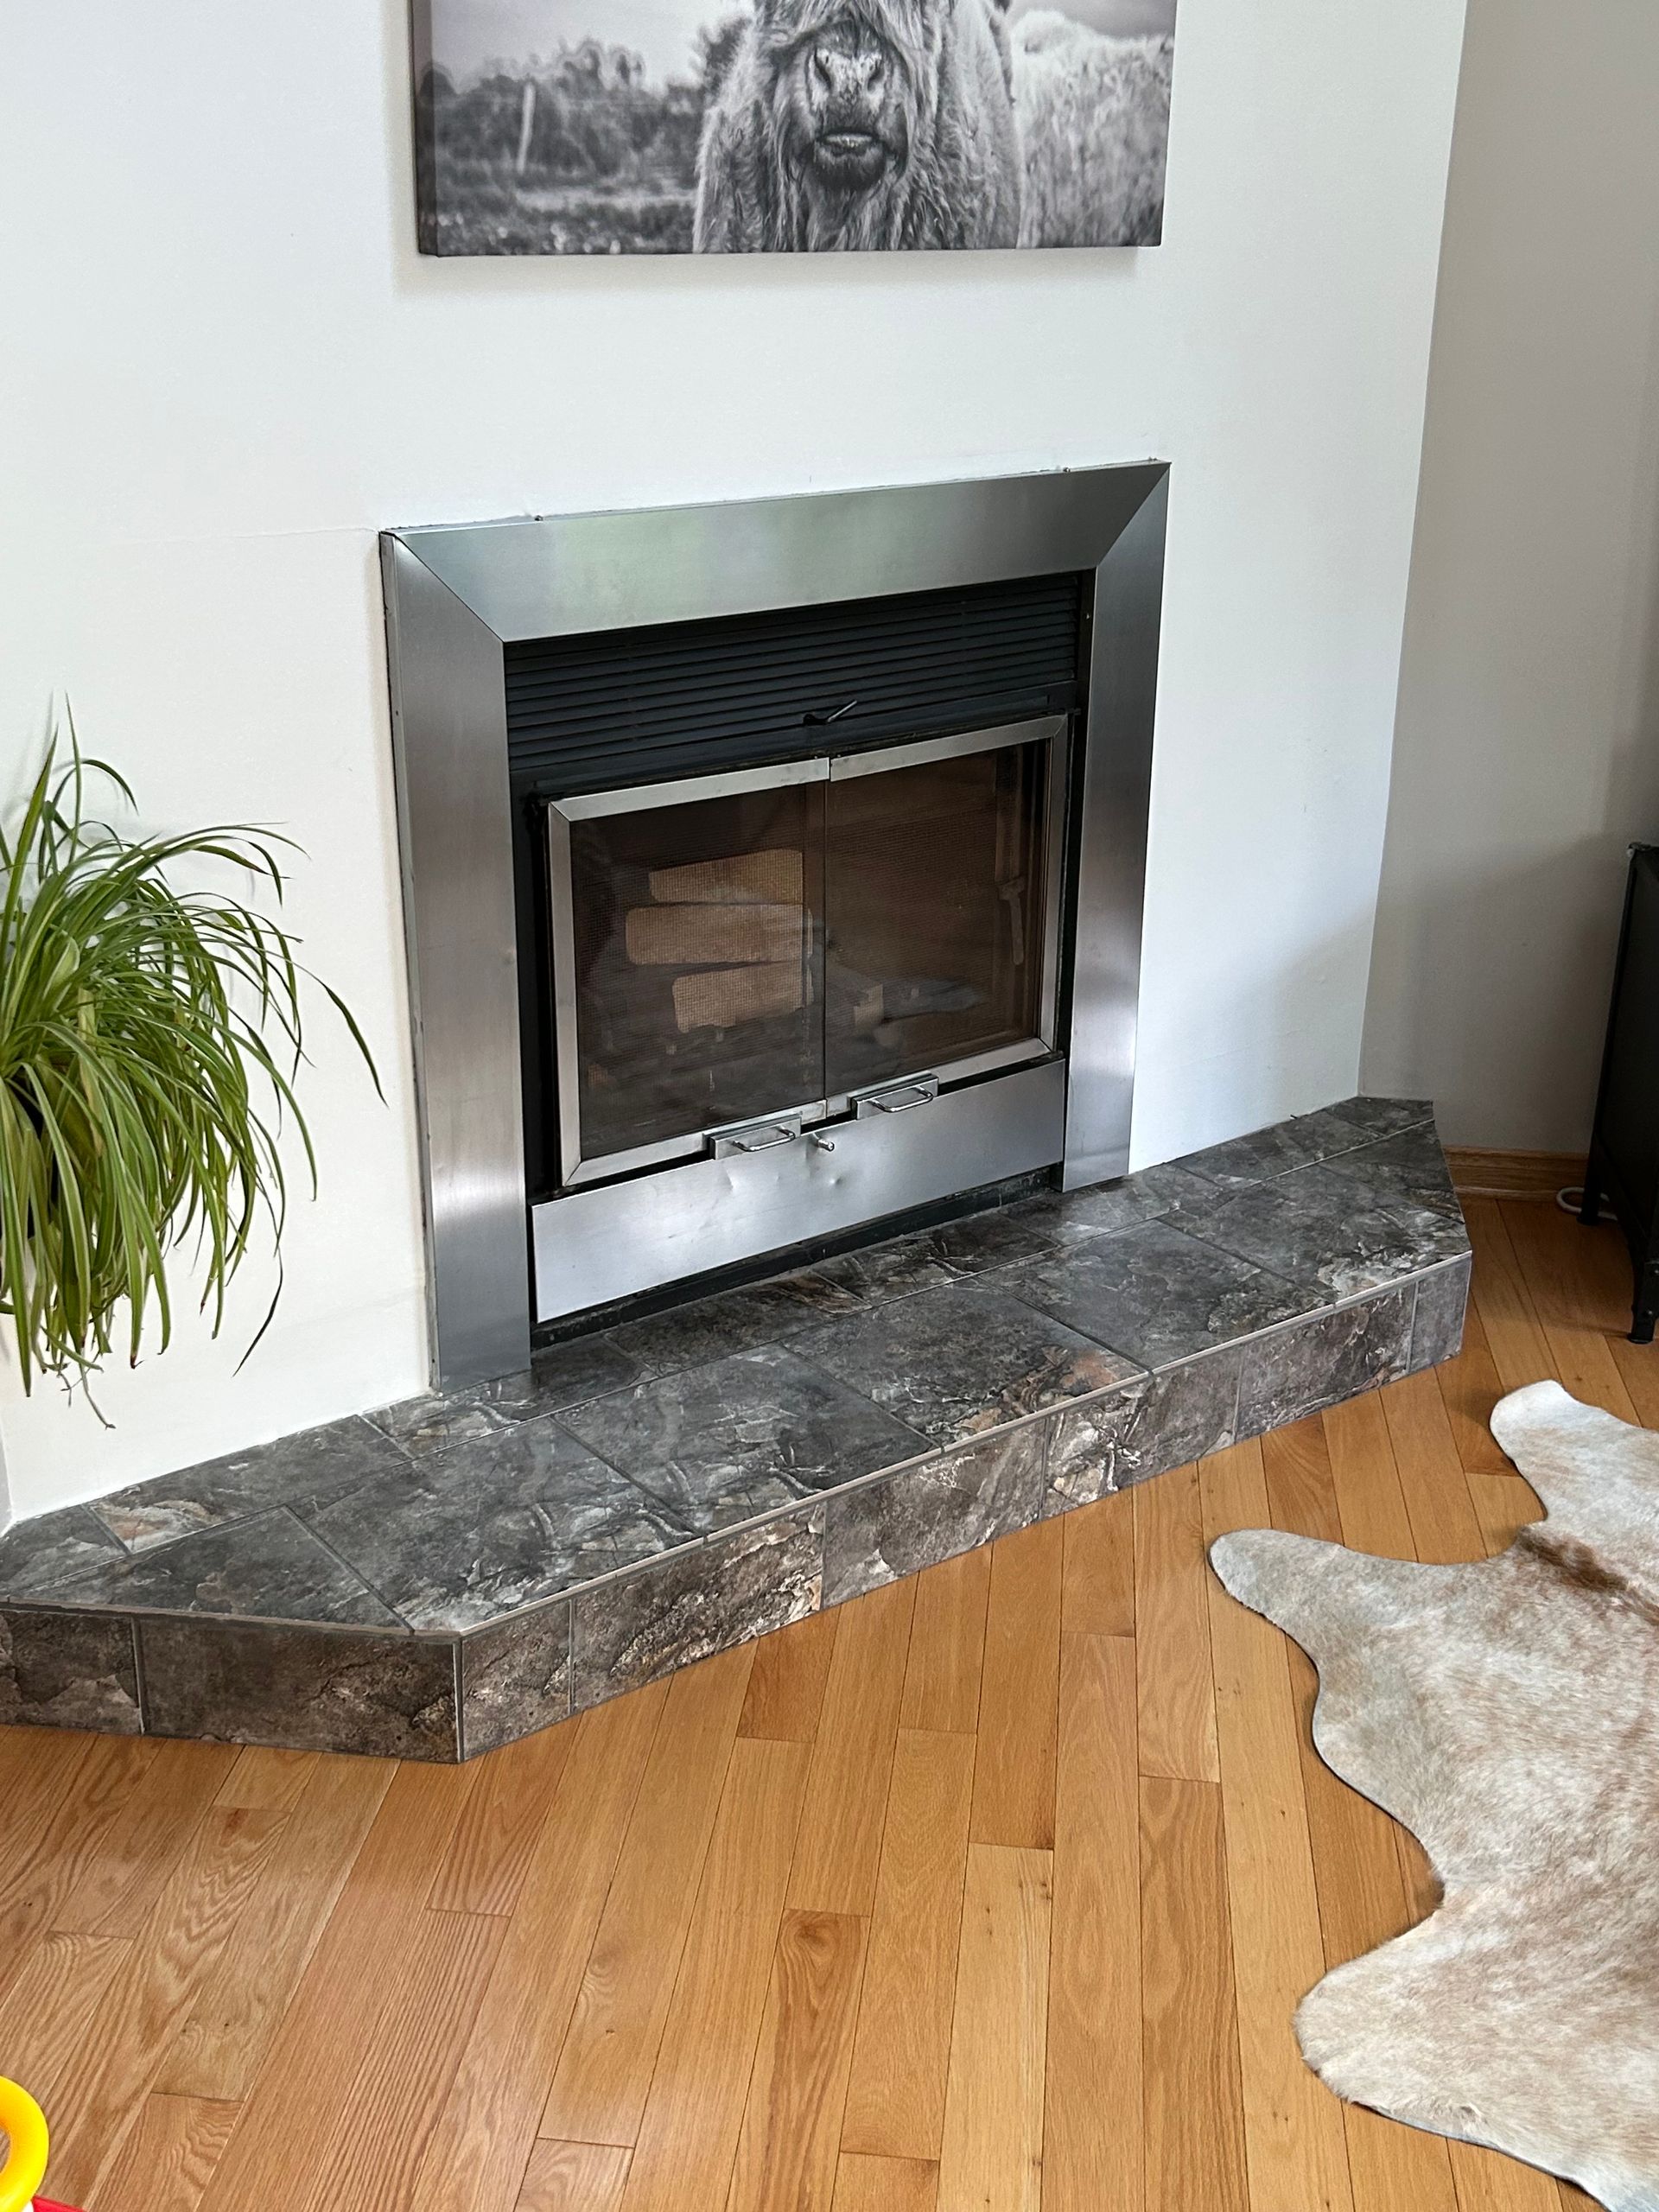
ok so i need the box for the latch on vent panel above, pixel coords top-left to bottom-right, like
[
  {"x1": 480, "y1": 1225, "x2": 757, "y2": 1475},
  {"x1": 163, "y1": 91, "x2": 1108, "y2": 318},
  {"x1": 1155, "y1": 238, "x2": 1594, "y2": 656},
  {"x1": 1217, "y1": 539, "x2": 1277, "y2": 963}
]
[{"x1": 854, "y1": 1075, "x2": 941, "y2": 1119}]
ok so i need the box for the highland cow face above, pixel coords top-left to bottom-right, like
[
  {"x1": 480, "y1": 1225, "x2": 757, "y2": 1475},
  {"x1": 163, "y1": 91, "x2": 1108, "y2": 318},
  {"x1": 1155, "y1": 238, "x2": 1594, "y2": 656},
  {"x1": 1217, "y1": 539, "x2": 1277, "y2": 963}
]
[{"x1": 766, "y1": 0, "x2": 926, "y2": 200}]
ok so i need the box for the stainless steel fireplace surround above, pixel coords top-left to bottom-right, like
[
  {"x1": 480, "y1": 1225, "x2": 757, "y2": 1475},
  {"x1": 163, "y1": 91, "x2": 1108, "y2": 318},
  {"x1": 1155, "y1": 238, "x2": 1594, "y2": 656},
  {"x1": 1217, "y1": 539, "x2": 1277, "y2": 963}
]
[{"x1": 381, "y1": 467, "x2": 1168, "y2": 1390}]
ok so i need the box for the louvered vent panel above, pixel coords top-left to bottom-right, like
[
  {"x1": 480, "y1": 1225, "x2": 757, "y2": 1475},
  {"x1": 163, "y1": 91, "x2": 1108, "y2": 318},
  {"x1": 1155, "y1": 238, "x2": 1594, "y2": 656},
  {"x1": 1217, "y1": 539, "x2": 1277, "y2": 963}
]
[{"x1": 505, "y1": 572, "x2": 1084, "y2": 796}]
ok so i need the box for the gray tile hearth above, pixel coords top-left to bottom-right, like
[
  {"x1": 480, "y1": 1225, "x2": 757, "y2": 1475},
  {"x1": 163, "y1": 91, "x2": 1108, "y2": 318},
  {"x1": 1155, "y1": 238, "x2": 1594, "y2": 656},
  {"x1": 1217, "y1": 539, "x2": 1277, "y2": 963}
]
[
  {"x1": 48, "y1": 1508, "x2": 402, "y2": 1629},
  {"x1": 138, "y1": 1618, "x2": 458, "y2": 1759},
  {"x1": 798, "y1": 1279, "x2": 1139, "y2": 1445},
  {"x1": 1046, "y1": 1348, "x2": 1243, "y2": 1512},
  {"x1": 570, "y1": 1509, "x2": 823, "y2": 1708},
  {"x1": 558, "y1": 1344, "x2": 929, "y2": 1535},
  {"x1": 0, "y1": 1610, "x2": 141, "y2": 1733},
  {"x1": 1009, "y1": 1218, "x2": 1317, "y2": 1371},
  {"x1": 91, "y1": 1415, "x2": 411, "y2": 1554},
  {"x1": 0, "y1": 1095, "x2": 1470, "y2": 1760},
  {"x1": 306, "y1": 1419, "x2": 698, "y2": 1631},
  {"x1": 823, "y1": 1427, "x2": 1049, "y2": 1605}
]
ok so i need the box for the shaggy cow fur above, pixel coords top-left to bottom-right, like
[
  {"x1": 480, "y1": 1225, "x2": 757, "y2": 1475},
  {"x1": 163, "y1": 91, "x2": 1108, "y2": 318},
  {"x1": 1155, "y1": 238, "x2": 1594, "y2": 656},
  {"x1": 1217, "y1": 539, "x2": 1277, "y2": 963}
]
[
  {"x1": 694, "y1": 0, "x2": 1022, "y2": 251},
  {"x1": 1011, "y1": 12, "x2": 1172, "y2": 247},
  {"x1": 1210, "y1": 1381, "x2": 1659, "y2": 2210}
]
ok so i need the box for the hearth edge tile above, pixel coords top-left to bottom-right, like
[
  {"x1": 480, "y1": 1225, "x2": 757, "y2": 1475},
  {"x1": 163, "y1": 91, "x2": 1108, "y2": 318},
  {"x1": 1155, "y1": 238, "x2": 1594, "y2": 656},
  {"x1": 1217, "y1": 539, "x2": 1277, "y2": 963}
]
[
  {"x1": 459, "y1": 1602, "x2": 572, "y2": 1758},
  {"x1": 1407, "y1": 1253, "x2": 1472, "y2": 1373},
  {"x1": 0, "y1": 1607, "x2": 143, "y2": 1734},
  {"x1": 1233, "y1": 1281, "x2": 1418, "y2": 1439},
  {"x1": 821, "y1": 1423, "x2": 1052, "y2": 1607}
]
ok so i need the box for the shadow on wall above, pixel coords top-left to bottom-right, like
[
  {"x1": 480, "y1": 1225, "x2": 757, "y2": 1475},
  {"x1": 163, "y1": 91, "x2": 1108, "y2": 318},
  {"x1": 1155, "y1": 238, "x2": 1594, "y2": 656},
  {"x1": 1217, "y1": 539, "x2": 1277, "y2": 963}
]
[{"x1": 1361, "y1": 0, "x2": 1659, "y2": 1154}]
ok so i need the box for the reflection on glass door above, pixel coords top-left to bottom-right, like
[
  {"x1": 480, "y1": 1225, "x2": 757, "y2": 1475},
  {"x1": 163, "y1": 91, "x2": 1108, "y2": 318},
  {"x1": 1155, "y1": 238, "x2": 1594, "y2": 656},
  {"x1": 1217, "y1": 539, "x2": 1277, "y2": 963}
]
[
  {"x1": 545, "y1": 718, "x2": 1064, "y2": 1185},
  {"x1": 825, "y1": 734, "x2": 1053, "y2": 1100}
]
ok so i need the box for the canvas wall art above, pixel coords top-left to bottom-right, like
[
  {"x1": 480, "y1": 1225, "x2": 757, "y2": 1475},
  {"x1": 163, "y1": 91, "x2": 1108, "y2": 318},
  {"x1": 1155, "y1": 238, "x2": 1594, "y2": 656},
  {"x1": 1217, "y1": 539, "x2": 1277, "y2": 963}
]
[{"x1": 410, "y1": 0, "x2": 1175, "y2": 256}]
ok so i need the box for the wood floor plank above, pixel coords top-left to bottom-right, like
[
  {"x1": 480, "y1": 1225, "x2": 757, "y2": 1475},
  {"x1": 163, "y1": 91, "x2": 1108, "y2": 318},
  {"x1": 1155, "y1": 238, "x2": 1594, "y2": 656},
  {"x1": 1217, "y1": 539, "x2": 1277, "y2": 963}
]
[
  {"x1": 1435, "y1": 1300, "x2": 1510, "y2": 1473},
  {"x1": 834, "y1": 2152, "x2": 939, "y2": 2211},
  {"x1": 0, "y1": 1736, "x2": 155, "y2": 1987},
  {"x1": 1201, "y1": 1440, "x2": 1354, "y2": 2212},
  {"x1": 1043, "y1": 1631, "x2": 1141, "y2": 2212},
  {"x1": 1465, "y1": 1471, "x2": 1544, "y2": 1558},
  {"x1": 900, "y1": 1549, "x2": 991, "y2": 1734},
  {"x1": 741, "y1": 1609, "x2": 840, "y2": 1741},
  {"x1": 934, "y1": 1844, "x2": 1051, "y2": 2212},
  {"x1": 53, "y1": 1739, "x2": 240, "y2": 1938},
  {"x1": 1139, "y1": 1774, "x2": 1248, "y2": 2212},
  {"x1": 1448, "y1": 2138, "x2": 1571, "y2": 2210},
  {"x1": 1465, "y1": 1199, "x2": 1555, "y2": 1393},
  {"x1": 195, "y1": 1761, "x2": 476, "y2": 2212},
  {"x1": 969, "y1": 1516, "x2": 1062, "y2": 1850},
  {"x1": 88, "y1": 2093, "x2": 241, "y2": 2212},
  {"x1": 1380, "y1": 1370, "x2": 1491, "y2": 1563},
  {"x1": 430, "y1": 1720, "x2": 577, "y2": 1916},
  {"x1": 47, "y1": 1802, "x2": 285, "y2": 2207},
  {"x1": 1323, "y1": 1393, "x2": 1418, "y2": 1561},
  {"x1": 789, "y1": 1578, "x2": 914, "y2": 1916},
  {"x1": 0, "y1": 1928, "x2": 130, "y2": 2107},
  {"x1": 410, "y1": 1681, "x2": 669, "y2": 2212},
  {"x1": 728, "y1": 1909, "x2": 868, "y2": 2212},
  {"x1": 516, "y1": 2140, "x2": 631, "y2": 2212},
  {"x1": 1059, "y1": 1487, "x2": 1135, "y2": 1637},
  {"x1": 213, "y1": 1746, "x2": 318, "y2": 1812},
  {"x1": 305, "y1": 1905, "x2": 508, "y2": 2212},
  {"x1": 621, "y1": 1735, "x2": 809, "y2": 2212},
  {"x1": 841, "y1": 1729, "x2": 975, "y2": 2162},
  {"x1": 1262, "y1": 1417, "x2": 1344, "y2": 1544},
  {"x1": 1501, "y1": 1201, "x2": 1641, "y2": 1420},
  {"x1": 1340, "y1": 2101, "x2": 1459, "y2": 2212},
  {"x1": 540, "y1": 1645, "x2": 752, "y2": 2148},
  {"x1": 156, "y1": 1751, "x2": 392, "y2": 2100},
  {"x1": 1134, "y1": 1461, "x2": 1220, "y2": 1782}
]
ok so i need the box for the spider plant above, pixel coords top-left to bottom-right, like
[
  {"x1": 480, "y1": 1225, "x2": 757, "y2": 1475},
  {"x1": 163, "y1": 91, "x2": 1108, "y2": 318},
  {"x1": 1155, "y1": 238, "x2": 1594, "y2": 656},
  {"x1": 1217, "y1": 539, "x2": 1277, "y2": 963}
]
[{"x1": 0, "y1": 723, "x2": 379, "y2": 1399}]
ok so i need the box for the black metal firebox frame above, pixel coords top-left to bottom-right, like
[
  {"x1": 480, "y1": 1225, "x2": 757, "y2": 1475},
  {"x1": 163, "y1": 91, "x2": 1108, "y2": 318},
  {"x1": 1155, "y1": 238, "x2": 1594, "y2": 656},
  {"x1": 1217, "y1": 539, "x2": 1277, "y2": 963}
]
[{"x1": 382, "y1": 467, "x2": 1169, "y2": 1391}]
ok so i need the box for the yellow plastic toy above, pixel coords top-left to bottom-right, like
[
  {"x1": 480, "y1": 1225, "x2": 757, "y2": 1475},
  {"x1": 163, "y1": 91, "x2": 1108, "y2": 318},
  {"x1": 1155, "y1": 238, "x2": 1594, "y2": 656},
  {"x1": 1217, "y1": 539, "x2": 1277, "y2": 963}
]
[{"x1": 0, "y1": 2078, "x2": 66, "y2": 2212}]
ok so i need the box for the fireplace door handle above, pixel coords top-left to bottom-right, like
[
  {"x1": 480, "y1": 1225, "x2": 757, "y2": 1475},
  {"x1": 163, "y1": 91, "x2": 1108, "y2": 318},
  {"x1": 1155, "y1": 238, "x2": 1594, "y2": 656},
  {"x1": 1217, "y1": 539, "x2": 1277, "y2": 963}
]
[
  {"x1": 711, "y1": 1114, "x2": 804, "y2": 1159},
  {"x1": 855, "y1": 1076, "x2": 941, "y2": 1118}
]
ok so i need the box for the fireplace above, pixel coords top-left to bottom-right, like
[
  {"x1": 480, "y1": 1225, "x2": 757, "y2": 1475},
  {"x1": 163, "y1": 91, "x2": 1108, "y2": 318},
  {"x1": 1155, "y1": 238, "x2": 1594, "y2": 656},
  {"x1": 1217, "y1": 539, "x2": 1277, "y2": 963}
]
[{"x1": 382, "y1": 467, "x2": 1167, "y2": 1388}]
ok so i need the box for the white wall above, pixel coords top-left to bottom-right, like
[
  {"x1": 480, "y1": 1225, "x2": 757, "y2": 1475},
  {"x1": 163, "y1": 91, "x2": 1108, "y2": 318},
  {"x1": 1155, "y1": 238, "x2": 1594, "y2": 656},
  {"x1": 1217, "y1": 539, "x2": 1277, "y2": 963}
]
[
  {"x1": 0, "y1": 0, "x2": 1466, "y2": 1519},
  {"x1": 1363, "y1": 0, "x2": 1659, "y2": 1152}
]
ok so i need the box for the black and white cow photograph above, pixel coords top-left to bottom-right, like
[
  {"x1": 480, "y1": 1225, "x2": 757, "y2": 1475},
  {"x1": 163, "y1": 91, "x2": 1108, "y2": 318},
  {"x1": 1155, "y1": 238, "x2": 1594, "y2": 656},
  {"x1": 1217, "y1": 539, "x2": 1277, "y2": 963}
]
[{"x1": 410, "y1": 0, "x2": 1175, "y2": 255}]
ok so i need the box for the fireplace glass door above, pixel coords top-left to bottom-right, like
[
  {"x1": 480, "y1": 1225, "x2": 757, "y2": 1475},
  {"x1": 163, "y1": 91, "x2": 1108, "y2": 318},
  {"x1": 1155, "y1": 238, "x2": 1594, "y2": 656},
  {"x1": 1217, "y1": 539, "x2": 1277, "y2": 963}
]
[{"x1": 545, "y1": 717, "x2": 1065, "y2": 1185}]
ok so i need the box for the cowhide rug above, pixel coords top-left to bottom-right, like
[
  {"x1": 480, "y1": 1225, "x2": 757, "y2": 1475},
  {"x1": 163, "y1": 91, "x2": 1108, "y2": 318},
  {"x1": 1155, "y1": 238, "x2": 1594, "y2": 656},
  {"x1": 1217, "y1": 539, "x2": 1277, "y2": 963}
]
[{"x1": 1209, "y1": 1380, "x2": 1659, "y2": 2210}]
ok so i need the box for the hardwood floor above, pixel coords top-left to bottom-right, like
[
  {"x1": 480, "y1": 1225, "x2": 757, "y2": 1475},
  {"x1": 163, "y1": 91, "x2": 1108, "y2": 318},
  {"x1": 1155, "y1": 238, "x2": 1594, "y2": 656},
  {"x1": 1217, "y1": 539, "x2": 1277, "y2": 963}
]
[{"x1": 3, "y1": 1198, "x2": 1637, "y2": 2210}]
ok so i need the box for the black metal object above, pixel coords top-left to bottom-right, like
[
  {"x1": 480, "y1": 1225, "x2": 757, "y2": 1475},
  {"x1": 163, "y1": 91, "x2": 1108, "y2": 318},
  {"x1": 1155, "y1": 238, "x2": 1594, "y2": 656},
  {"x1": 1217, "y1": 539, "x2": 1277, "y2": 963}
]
[{"x1": 1580, "y1": 843, "x2": 1659, "y2": 1341}]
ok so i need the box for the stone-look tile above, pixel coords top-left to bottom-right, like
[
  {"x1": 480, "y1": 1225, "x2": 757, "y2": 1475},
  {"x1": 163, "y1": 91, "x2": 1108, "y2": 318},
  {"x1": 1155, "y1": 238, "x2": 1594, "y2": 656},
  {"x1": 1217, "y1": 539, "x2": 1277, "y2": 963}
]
[
  {"x1": 1176, "y1": 1157, "x2": 1470, "y2": 1303},
  {"x1": 1013, "y1": 1161, "x2": 1220, "y2": 1243},
  {"x1": 1315, "y1": 1123, "x2": 1465, "y2": 1219},
  {"x1": 370, "y1": 1335, "x2": 651, "y2": 1460},
  {"x1": 460, "y1": 1603, "x2": 571, "y2": 1758},
  {"x1": 569, "y1": 1509, "x2": 823, "y2": 1710},
  {"x1": 1408, "y1": 1255, "x2": 1471, "y2": 1373},
  {"x1": 1325, "y1": 1093, "x2": 1436, "y2": 1141},
  {"x1": 606, "y1": 1274, "x2": 847, "y2": 1378},
  {"x1": 1009, "y1": 1220, "x2": 1317, "y2": 1374},
  {"x1": 91, "y1": 1417, "x2": 412, "y2": 1554},
  {"x1": 139, "y1": 1619, "x2": 457, "y2": 1760},
  {"x1": 557, "y1": 1344, "x2": 928, "y2": 1537},
  {"x1": 822, "y1": 1426, "x2": 1049, "y2": 1606},
  {"x1": 921, "y1": 1207, "x2": 1065, "y2": 1274},
  {"x1": 0, "y1": 1610, "x2": 141, "y2": 1733},
  {"x1": 1046, "y1": 1349, "x2": 1243, "y2": 1514},
  {"x1": 0, "y1": 1505, "x2": 126, "y2": 1602},
  {"x1": 1236, "y1": 1287, "x2": 1416, "y2": 1437},
  {"x1": 795, "y1": 1236, "x2": 957, "y2": 1307},
  {"x1": 48, "y1": 1509, "x2": 401, "y2": 1628},
  {"x1": 1176, "y1": 1108, "x2": 1379, "y2": 1191},
  {"x1": 306, "y1": 1421, "x2": 699, "y2": 1631},
  {"x1": 798, "y1": 1281, "x2": 1138, "y2": 1447}
]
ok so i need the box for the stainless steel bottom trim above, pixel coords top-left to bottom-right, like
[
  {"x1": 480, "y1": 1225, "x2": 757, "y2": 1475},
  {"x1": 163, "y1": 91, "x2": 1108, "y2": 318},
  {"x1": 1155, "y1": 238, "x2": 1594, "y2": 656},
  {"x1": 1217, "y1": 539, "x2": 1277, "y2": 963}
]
[{"x1": 531, "y1": 1057, "x2": 1067, "y2": 1324}]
